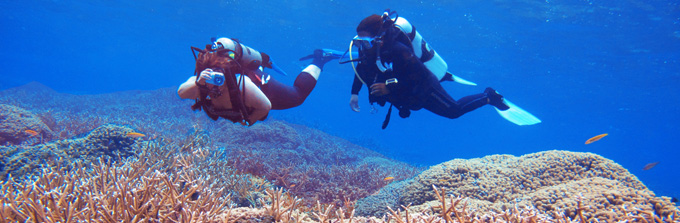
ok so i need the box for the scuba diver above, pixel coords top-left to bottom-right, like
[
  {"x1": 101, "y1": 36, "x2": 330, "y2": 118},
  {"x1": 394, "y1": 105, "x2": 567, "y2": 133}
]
[
  {"x1": 178, "y1": 37, "x2": 334, "y2": 126},
  {"x1": 342, "y1": 11, "x2": 514, "y2": 129}
]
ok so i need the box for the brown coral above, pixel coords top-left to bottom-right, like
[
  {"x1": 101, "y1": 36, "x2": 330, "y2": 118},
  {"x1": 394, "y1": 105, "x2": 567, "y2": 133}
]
[
  {"x1": 393, "y1": 150, "x2": 677, "y2": 222},
  {"x1": 0, "y1": 104, "x2": 54, "y2": 145}
]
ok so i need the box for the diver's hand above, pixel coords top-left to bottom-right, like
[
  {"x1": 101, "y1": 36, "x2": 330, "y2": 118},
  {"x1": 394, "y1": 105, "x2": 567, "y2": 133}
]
[
  {"x1": 349, "y1": 94, "x2": 360, "y2": 112},
  {"x1": 370, "y1": 83, "x2": 390, "y2": 96},
  {"x1": 197, "y1": 68, "x2": 213, "y2": 85}
]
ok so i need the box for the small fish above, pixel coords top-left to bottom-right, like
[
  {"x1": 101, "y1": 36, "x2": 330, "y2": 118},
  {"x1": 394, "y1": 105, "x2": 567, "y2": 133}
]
[
  {"x1": 438, "y1": 179, "x2": 447, "y2": 182},
  {"x1": 642, "y1": 162, "x2": 660, "y2": 171},
  {"x1": 126, "y1": 132, "x2": 145, "y2": 138},
  {"x1": 24, "y1": 130, "x2": 39, "y2": 136},
  {"x1": 585, "y1": 133, "x2": 608, "y2": 144},
  {"x1": 383, "y1": 177, "x2": 394, "y2": 181},
  {"x1": 289, "y1": 184, "x2": 296, "y2": 188},
  {"x1": 190, "y1": 192, "x2": 200, "y2": 201}
]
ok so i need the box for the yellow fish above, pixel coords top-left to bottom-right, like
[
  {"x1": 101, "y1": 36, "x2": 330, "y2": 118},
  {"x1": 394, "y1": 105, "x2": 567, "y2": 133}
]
[
  {"x1": 126, "y1": 132, "x2": 146, "y2": 138},
  {"x1": 585, "y1": 133, "x2": 608, "y2": 144},
  {"x1": 383, "y1": 177, "x2": 394, "y2": 181},
  {"x1": 24, "y1": 130, "x2": 38, "y2": 136}
]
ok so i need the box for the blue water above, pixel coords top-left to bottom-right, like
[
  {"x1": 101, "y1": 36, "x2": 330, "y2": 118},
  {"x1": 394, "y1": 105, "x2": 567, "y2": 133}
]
[{"x1": 2, "y1": 0, "x2": 679, "y2": 198}]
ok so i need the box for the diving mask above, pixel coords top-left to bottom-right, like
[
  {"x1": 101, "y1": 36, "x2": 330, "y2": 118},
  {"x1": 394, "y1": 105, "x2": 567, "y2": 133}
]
[{"x1": 352, "y1": 35, "x2": 377, "y2": 51}]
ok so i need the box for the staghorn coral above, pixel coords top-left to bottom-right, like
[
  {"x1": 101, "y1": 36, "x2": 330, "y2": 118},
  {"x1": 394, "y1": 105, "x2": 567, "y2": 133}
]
[{"x1": 0, "y1": 135, "x2": 276, "y2": 222}]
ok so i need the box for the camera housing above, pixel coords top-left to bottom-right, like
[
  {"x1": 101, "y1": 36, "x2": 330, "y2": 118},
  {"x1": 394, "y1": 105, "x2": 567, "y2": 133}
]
[{"x1": 206, "y1": 71, "x2": 225, "y2": 86}]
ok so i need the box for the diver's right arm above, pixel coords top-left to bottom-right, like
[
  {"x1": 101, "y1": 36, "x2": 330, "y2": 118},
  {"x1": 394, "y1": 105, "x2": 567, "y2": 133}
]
[
  {"x1": 349, "y1": 74, "x2": 362, "y2": 112},
  {"x1": 178, "y1": 69, "x2": 213, "y2": 99},
  {"x1": 178, "y1": 76, "x2": 200, "y2": 99}
]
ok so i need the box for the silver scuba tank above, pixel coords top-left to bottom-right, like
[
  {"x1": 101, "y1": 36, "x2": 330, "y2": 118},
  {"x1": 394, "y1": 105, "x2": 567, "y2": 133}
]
[
  {"x1": 214, "y1": 37, "x2": 267, "y2": 71},
  {"x1": 393, "y1": 17, "x2": 448, "y2": 81}
]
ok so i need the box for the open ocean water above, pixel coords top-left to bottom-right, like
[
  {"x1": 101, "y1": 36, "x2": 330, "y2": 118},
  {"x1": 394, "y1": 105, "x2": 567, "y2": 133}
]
[{"x1": 2, "y1": 0, "x2": 679, "y2": 199}]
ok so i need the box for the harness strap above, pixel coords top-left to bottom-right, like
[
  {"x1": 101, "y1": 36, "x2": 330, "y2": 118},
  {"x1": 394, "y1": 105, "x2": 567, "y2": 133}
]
[{"x1": 224, "y1": 67, "x2": 252, "y2": 126}]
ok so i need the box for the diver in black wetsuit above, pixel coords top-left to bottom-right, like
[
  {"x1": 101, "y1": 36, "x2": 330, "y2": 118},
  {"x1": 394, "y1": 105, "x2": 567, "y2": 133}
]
[{"x1": 347, "y1": 13, "x2": 510, "y2": 128}]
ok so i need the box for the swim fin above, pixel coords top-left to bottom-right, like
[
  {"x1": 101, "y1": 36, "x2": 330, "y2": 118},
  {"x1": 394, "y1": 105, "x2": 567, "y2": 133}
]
[
  {"x1": 443, "y1": 72, "x2": 477, "y2": 86},
  {"x1": 270, "y1": 62, "x2": 288, "y2": 76},
  {"x1": 494, "y1": 99, "x2": 541, "y2": 126}
]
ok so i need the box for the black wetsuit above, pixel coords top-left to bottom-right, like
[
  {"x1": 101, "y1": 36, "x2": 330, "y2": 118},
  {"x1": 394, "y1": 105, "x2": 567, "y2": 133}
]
[
  {"x1": 351, "y1": 31, "x2": 489, "y2": 119},
  {"x1": 261, "y1": 70, "x2": 317, "y2": 110}
]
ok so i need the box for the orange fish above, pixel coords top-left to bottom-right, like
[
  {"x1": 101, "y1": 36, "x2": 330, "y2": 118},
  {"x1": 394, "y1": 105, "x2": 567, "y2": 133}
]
[
  {"x1": 289, "y1": 184, "x2": 296, "y2": 188},
  {"x1": 383, "y1": 177, "x2": 394, "y2": 181},
  {"x1": 126, "y1": 132, "x2": 146, "y2": 138},
  {"x1": 585, "y1": 133, "x2": 608, "y2": 144},
  {"x1": 642, "y1": 162, "x2": 660, "y2": 171},
  {"x1": 24, "y1": 130, "x2": 38, "y2": 136}
]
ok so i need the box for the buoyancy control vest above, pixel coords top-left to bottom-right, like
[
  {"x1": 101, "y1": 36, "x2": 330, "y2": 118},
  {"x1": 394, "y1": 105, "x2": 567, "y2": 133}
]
[{"x1": 190, "y1": 42, "x2": 258, "y2": 126}]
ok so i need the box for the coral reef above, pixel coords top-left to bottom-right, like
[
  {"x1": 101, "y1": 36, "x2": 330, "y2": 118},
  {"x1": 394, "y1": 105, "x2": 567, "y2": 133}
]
[
  {"x1": 0, "y1": 104, "x2": 54, "y2": 145},
  {"x1": 2, "y1": 149, "x2": 678, "y2": 222},
  {"x1": 358, "y1": 150, "x2": 678, "y2": 222},
  {"x1": 1, "y1": 83, "x2": 678, "y2": 222},
  {"x1": 215, "y1": 120, "x2": 422, "y2": 207},
  {"x1": 0, "y1": 124, "x2": 142, "y2": 181}
]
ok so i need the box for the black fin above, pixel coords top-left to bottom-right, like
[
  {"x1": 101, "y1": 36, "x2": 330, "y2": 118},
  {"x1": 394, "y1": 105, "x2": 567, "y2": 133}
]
[{"x1": 382, "y1": 104, "x2": 393, "y2": 129}]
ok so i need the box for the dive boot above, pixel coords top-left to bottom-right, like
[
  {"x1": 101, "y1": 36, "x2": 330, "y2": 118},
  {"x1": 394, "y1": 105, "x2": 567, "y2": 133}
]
[{"x1": 485, "y1": 87, "x2": 510, "y2": 111}]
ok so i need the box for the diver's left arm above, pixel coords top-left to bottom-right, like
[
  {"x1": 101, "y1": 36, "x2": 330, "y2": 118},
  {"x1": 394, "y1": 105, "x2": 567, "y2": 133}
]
[{"x1": 241, "y1": 75, "x2": 272, "y2": 124}]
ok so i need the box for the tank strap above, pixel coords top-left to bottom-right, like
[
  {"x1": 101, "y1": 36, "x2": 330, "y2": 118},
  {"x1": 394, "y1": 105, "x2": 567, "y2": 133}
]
[
  {"x1": 224, "y1": 68, "x2": 253, "y2": 126},
  {"x1": 229, "y1": 38, "x2": 244, "y2": 62}
]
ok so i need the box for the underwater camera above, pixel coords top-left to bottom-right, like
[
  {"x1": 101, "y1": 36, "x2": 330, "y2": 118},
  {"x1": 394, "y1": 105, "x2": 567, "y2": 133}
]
[{"x1": 206, "y1": 70, "x2": 225, "y2": 86}]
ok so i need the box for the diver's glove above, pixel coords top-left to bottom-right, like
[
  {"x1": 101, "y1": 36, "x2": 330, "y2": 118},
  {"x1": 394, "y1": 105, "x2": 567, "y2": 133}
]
[{"x1": 300, "y1": 49, "x2": 334, "y2": 70}]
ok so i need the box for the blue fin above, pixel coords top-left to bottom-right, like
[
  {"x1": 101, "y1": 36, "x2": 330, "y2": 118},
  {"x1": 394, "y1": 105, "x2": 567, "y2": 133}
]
[
  {"x1": 494, "y1": 99, "x2": 541, "y2": 125},
  {"x1": 270, "y1": 62, "x2": 288, "y2": 76},
  {"x1": 449, "y1": 73, "x2": 477, "y2": 86}
]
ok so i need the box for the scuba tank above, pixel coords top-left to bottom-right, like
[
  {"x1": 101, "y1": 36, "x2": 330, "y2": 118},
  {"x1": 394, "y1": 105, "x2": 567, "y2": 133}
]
[
  {"x1": 213, "y1": 37, "x2": 269, "y2": 71},
  {"x1": 392, "y1": 17, "x2": 448, "y2": 81},
  {"x1": 213, "y1": 37, "x2": 288, "y2": 76}
]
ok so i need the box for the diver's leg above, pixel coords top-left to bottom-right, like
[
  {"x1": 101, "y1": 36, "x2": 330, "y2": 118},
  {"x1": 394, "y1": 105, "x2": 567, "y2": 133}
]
[
  {"x1": 422, "y1": 84, "x2": 488, "y2": 119},
  {"x1": 261, "y1": 65, "x2": 320, "y2": 110}
]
